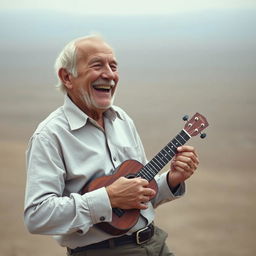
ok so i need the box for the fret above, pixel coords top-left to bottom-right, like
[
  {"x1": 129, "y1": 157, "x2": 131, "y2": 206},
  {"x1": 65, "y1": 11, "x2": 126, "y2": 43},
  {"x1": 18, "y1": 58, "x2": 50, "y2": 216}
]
[
  {"x1": 145, "y1": 164, "x2": 157, "y2": 175},
  {"x1": 177, "y1": 133, "x2": 186, "y2": 143},
  {"x1": 172, "y1": 138, "x2": 181, "y2": 148},
  {"x1": 165, "y1": 144, "x2": 176, "y2": 155},
  {"x1": 147, "y1": 161, "x2": 160, "y2": 173},
  {"x1": 140, "y1": 169, "x2": 152, "y2": 180},
  {"x1": 155, "y1": 154, "x2": 167, "y2": 167},
  {"x1": 167, "y1": 143, "x2": 177, "y2": 152},
  {"x1": 158, "y1": 151, "x2": 170, "y2": 162},
  {"x1": 180, "y1": 129, "x2": 191, "y2": 141},
  {"x1": 146, "y1": 164, "x2": 158, "y2": 177},
  {"x1": 144, "y1": 172, "x2": 152, "y2": 180},
  {"x1": 152, "y1": 157, "x2": 164, "y2": 169},
  {"x1": 138, "y1": 165, "x2": 155, "y2": 180},
  {"x1": 175, "y1": 134, "x2": 186, "y2": 145}
]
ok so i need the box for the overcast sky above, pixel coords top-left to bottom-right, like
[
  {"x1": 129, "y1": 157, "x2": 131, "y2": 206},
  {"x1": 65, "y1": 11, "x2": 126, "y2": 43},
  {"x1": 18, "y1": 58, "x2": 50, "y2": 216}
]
[{"x1": 1, "y1": 0, "x2": 256, "y2": 15}]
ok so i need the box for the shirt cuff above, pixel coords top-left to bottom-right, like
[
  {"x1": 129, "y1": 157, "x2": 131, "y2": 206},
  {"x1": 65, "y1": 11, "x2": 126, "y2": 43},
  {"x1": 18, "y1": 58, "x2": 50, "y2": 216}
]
[
  {"x1": 158, "y1": 172, "x2": 185, "y2": 198},
  {"x1": 83, "y1": 187, "x2": 112, "y2": 224}
]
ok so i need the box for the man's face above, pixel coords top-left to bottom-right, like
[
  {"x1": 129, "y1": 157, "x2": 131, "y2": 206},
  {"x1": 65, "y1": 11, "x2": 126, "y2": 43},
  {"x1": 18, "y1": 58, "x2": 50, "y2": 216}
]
[{"x1": 67, "y1": 39, "x2": 119, "y2": 115}]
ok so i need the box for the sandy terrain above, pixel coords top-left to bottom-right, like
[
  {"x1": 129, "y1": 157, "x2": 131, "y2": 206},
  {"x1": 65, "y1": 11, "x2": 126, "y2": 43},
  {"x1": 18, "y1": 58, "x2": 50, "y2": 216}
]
[
  {"x1": 1, "y1": 10, "x2": 256, "y2": 253},
  {"x1": 1, "y1": 74, "x2": 255, "y2": 256}
]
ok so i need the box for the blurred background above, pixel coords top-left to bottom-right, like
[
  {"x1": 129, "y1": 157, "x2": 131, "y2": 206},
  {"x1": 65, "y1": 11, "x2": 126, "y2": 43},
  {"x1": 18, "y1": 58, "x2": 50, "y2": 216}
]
[{"x1": 1, "y1": 0, "x2": 256, "y2": 255}]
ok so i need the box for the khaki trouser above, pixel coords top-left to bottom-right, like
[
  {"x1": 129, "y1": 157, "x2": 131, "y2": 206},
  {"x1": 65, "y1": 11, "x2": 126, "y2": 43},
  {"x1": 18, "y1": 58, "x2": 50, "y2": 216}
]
[{"x1": 67, "y1": 226, "x2": 175, "y2": 256}]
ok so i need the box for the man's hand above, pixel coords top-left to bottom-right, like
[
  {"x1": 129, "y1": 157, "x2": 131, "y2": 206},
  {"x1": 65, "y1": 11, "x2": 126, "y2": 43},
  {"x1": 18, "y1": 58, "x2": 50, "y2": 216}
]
[
  {"x1": 168, "y1": 145, "x2": 199, "y2": 189},
  {"x1": 106, "y1": 177, "x2": 156, "y2": 210}
]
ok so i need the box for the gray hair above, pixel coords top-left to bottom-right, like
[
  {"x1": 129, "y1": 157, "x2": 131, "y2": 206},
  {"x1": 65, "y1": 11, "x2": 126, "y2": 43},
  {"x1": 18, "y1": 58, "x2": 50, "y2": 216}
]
[
  {"x1": 54, "y1": 39, "x2": 78, "y2": 92},
  {"x1": 54, "y1": 35, "x2": 104, "y2": 92}
]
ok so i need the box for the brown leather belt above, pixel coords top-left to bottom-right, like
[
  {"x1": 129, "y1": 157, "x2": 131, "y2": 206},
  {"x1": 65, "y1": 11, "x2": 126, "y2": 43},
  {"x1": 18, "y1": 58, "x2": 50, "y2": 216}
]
[{"x1": 67, "y1": 223, "x2": 154, "y2": 255}]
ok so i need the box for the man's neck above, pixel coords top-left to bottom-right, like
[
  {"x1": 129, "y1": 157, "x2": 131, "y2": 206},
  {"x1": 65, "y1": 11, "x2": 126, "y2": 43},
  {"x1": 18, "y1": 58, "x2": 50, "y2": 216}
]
[{"x1": 67, "y1": 93, "x2": 106, "y2": 129}]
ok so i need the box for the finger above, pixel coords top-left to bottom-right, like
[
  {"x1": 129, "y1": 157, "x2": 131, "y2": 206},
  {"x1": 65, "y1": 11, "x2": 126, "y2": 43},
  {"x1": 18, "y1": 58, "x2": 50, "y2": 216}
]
[
  {"x1": 138, "y1": 202, "x2": 148, "y2": 210},
  {"x1": 173, "y1": 165, "x2": 187, "y2": 173},
  {"x1": 177, "y1": 145, "x2": 195, "y2": 152},
  {"x1": 173, "y1": 165, "x2": 194, "y2": 177},
  {"x1": 176, "y1": 150, "x2": 199, "y2": 164},
  {"x1": 176, "y1": 152, "x2": 199, "y2": 165},
  {"x1": 177, "y1": 146, "x2": 198, "y2": 157},
  {"x1": 139, "y1": 195, "x2": 150, "y2": 203},
  {"x1": 136, "y1": 177, "x2": 149, "y2": 186},
  {"x1": 173, "y1": 160, "x2": 196, "y2": 173},
  {"x1": 142, "y1": 187, "x2": 156, "y2": 197},
  {"x1": 176, "y1": 154, "x2": 199, "y2": 167},
  {"x1": 173, "y1": 160, "x2": 191, "y2": 171}
]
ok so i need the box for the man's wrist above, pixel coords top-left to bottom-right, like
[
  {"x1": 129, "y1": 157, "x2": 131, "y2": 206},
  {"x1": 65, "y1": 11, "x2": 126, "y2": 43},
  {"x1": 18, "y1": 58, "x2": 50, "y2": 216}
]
[{"x1": 166, "y1": 171, "x2": 180, "y2": 194}]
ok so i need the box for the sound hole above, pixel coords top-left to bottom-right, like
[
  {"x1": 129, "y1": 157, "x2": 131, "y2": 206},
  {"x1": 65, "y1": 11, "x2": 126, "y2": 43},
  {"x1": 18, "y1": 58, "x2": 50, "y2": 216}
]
[{"x1": 125, "y1": 173, "x2": 136, "y2": 179}]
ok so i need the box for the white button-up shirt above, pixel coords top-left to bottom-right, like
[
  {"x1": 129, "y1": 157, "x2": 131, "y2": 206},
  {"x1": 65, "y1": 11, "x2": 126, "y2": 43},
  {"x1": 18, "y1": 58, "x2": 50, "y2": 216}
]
[{"x1": 24, "y1": 95, "x2": 185, "y2": 249}]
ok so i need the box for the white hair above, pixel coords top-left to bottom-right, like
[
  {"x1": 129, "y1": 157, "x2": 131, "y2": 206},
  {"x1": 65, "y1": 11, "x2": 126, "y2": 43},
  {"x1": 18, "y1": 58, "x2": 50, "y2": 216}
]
[
  {"x1": 54, "y1": 35, "x2": 104, "y2": 92},
  {"x1": 54, "y1": 39, "x2": 77, "y2": 92}
]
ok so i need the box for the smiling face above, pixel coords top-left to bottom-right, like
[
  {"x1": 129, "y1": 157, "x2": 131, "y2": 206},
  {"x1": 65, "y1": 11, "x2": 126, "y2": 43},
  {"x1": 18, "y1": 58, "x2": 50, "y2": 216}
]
[{"x1": 62, "y1": 37, "x2": 119, "y2": 119}]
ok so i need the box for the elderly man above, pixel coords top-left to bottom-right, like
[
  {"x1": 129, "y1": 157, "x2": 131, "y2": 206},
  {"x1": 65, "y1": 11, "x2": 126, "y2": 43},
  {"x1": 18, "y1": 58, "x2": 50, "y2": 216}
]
[{"x1": 24, "y1": 35, "x2": 199, "y2": 256}]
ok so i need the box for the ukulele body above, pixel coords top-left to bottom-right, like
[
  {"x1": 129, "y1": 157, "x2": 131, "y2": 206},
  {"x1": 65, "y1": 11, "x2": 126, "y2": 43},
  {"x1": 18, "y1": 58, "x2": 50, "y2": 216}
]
[{"x1": 83, "y1": 159, "x2": 158, "y2": 236}]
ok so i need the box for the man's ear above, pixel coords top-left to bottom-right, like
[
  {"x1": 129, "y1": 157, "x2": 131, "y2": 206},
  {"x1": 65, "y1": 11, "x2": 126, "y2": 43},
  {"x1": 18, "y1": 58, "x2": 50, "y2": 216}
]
[{"x1": 58, "y1": 68, "x2": 73, "y2": 89}]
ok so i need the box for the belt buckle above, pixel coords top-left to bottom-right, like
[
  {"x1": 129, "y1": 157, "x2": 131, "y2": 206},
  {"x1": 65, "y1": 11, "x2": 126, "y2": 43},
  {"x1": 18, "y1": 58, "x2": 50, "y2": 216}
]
[{"x1": 136, "y1": 226, "x2": 151, "y2": 245}]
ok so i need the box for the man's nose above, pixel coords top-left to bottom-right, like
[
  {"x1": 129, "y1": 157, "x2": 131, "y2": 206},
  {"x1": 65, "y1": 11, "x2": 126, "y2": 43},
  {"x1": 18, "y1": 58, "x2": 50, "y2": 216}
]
[{"x1": 101, "y1": 65, "x2": 115, "y2": 80}]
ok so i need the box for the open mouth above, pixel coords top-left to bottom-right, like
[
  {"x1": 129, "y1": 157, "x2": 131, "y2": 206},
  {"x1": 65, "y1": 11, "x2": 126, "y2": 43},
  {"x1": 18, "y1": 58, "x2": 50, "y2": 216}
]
[{"x1": 92, "y1": 84, "x2": 112, "y2": 92}]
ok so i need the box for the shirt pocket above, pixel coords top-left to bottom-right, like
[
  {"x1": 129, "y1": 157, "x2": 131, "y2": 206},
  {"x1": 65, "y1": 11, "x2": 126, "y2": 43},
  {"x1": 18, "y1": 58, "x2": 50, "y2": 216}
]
[{"x1": 118, "y1": 145, "x2": 141, "y2": 162}]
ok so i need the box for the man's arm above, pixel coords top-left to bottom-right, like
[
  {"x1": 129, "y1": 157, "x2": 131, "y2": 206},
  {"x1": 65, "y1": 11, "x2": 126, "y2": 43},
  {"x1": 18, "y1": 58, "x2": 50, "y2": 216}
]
[{"x1": 24, "y1": 134, "x2": 112, "y2": 235}]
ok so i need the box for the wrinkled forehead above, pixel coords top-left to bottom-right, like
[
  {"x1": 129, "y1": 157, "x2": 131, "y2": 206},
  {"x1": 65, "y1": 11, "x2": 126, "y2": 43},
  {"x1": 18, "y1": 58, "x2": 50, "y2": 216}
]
[{"x1": 75, "y1": 38, "x2": 116, "y2": 63}]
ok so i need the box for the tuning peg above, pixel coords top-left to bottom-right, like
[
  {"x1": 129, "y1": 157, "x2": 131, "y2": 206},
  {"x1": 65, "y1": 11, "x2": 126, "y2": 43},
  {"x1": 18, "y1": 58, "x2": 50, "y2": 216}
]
[
  {"x1": 200, "y1": 133, "x2": 207, "y2": 139},
  {"x1": 182, "y1": 115, "x2": 189, "y2": 121}
]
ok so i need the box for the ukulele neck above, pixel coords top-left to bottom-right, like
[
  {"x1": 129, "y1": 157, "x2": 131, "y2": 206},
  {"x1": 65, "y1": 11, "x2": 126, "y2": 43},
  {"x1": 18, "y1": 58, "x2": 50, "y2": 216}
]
[{"x1": 136, "y1": 129, "x2": 190, "y2": 181}]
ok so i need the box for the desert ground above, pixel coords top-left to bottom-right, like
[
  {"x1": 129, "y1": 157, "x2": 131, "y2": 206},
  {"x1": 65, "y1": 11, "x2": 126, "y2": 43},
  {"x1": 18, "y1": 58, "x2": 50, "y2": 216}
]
[
  {"x1": 1, "y1": 74, "x2": 255, "y2": 256},
  {"x1": 1, "y1": 9, "x2": 256, "y2": 256}
]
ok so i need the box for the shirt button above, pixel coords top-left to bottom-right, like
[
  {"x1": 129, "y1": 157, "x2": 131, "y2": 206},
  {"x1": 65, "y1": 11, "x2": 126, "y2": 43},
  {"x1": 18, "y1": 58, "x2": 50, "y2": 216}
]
[
  {"x1": 100, "y1": 216, "x2": 105, "y2": 221},
  {"x1": 113, "y1": 157, "x2": 117, "y2": 162}
]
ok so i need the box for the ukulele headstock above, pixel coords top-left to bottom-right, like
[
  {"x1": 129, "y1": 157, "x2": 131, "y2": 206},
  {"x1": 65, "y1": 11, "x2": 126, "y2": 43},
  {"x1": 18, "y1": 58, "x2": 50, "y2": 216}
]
[{"x1": 183, "y1": 113, "x2": 209, "y2": 137}]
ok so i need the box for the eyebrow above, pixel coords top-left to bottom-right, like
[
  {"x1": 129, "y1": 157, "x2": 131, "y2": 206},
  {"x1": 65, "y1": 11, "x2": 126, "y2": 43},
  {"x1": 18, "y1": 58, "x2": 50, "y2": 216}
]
[{"x1": 88, "y1": 56, "x2": 118, "y2": 66}]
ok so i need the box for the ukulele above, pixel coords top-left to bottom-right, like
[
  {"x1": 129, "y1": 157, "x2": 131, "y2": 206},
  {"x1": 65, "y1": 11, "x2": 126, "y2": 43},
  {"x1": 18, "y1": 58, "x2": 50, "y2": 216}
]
[{"x1": 82, "y1": 113, "x2": 209, "y2": 235}]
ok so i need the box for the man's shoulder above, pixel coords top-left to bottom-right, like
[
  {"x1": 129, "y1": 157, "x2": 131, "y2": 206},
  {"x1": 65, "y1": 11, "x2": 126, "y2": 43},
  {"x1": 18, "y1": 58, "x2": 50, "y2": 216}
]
[{"x1": 33, "y1": 106, "x2": 67, "y2": 138}]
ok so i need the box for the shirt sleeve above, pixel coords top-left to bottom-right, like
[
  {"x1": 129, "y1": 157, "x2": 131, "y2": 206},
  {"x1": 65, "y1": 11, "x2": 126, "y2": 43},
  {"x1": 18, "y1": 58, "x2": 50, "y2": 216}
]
[
  {"x1": 24, "y1": 134, "x2": 112, "y2": 236},
  {"x1": 151, "y1": 172, "x2": 186, "y2": 208}
]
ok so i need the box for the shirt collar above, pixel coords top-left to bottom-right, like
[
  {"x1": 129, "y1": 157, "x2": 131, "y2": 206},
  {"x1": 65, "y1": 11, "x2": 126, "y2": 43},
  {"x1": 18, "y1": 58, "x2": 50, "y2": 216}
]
[{"x1": 63, "y1": 94, "x2": 123, "y2": 131}]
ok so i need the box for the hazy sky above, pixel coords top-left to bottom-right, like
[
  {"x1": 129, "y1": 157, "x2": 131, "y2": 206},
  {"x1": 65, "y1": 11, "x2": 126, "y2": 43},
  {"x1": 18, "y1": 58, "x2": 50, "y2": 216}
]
[{"x1": 1, "y1": 0, "x2": 256, "y2": 15}]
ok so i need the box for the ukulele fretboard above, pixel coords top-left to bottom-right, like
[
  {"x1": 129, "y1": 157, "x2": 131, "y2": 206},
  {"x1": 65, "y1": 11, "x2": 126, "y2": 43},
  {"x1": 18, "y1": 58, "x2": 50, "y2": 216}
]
[{"x1": 136, "y1": 129, "x2": 190, "y2": 181}]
